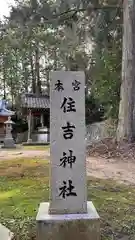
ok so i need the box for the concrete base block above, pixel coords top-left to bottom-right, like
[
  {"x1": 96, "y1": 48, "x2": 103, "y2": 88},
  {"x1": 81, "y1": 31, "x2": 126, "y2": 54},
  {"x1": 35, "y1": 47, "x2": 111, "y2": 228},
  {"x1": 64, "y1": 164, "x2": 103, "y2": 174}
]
[
  {"x1": 0, "y1": 223, "x2": 14, "y2": 240},
  {"x1": 36, "y1": 201, "x2": 100, "y2": 240},
  {"x1": 27, "y1": 139, "x2": 32, "y2": 144}
]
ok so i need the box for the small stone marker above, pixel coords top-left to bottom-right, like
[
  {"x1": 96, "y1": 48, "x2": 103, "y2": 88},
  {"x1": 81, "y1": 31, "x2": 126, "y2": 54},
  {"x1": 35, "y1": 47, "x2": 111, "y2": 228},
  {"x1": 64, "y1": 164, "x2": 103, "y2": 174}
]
[
  {"x1": 0, "y1": 224, "x2": 14, "y2": 240},
  {"x1": 2, "y1": 117, "x2": 16, "y2": 149},
  {"x1": 36, "y1": 71, "x2": 100, "y2": 240}
]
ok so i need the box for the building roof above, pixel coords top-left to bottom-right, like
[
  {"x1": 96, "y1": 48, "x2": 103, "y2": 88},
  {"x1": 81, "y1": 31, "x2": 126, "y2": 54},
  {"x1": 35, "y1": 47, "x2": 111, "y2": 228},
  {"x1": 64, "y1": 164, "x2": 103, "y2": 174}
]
[
  {"x1": 21, "y1": 93, "x2": 50, "y2": 109},
  {"x1": 0, "y1": 100, "x2": 14, "y2": 116},
  {"x1": 0, "y1": 109, "x2": 14, "y2": 116},
  {"x1": 4, "y1": 116, "x2": 15, "y2": 124}
]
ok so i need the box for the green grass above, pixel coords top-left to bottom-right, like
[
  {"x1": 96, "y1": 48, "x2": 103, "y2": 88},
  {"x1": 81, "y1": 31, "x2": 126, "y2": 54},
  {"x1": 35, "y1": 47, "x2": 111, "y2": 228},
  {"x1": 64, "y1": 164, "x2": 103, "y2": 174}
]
[
  {"x1": 23, "y1": 145, "x2": 49, "y2": 150},
  {"x1": 0, "y1": 158, "x2": 135, "y2": 240}
]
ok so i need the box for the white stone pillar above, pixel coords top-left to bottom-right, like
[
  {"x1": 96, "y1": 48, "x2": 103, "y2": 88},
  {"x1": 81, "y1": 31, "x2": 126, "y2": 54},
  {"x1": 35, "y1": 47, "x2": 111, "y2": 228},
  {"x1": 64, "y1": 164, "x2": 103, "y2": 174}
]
[
  {"x1": 36, "y1": 71, "x2": 100, "y2": 240},
  {"x1": 49, "y1": 71, "x2": 87, "y2": 214}
]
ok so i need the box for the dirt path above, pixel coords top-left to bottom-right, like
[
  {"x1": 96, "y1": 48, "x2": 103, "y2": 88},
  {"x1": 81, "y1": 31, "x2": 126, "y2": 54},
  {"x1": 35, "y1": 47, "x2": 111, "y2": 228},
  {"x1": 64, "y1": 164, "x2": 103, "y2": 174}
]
[
  {"x1": 0, "y1": 149, "x2": 135, "y2": 185},
  {"x1": 87, "y1": 157, "x2": 135, "y2": 185},
  {"x1": 0, "y1": 149, "x2": 50, "y2": 160}
]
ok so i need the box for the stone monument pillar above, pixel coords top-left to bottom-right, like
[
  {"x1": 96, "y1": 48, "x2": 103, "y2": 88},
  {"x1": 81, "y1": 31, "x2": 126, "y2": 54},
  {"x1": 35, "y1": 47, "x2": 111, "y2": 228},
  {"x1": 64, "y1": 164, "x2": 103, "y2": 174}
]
[
  {"x1": 36, "y1": 71, "x2": 100, "y2": 240},
  {"x1": 3, "y1": 116, "x2": 16, "y2": 149}
]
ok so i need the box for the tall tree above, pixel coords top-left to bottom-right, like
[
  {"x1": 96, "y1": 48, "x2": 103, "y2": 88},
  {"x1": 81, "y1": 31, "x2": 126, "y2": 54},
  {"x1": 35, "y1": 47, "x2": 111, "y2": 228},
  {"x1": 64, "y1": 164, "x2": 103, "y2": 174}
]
[
  {"x1": 117, "y1": 0, "x2": 135, "y2": 142},
  {"x1": 0, "y1": 0, "x2": 123, "y2": 124}
]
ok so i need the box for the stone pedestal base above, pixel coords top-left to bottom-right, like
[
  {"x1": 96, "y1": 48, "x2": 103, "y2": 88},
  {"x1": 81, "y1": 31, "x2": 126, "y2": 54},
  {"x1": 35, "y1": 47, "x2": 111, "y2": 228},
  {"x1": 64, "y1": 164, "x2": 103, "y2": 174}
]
[
  {"x1": 36, "y1": 202, "x2": 100, "y2": 240},
  {"x1": 2, "y1": 138, "x2": 16, "y2": 149},
  {"x1": 27, "y1": 139, "x2": 32, "y2": 144},
  {"x1": 0, "y1": 223, "x2": 14, "y2": 240}
]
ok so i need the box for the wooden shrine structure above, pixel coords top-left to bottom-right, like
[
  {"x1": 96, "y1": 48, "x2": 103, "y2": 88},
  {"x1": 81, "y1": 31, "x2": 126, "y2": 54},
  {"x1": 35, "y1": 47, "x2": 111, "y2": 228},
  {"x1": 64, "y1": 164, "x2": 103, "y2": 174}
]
[{"x1": 20, "y1": 93, "x2": 50, "y2": 142}]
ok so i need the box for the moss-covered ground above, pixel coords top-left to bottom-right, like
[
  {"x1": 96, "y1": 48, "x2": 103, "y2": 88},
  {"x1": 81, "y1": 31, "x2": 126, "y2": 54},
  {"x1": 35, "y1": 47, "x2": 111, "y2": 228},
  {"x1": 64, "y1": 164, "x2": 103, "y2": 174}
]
[{"x1": 0, "y1": 158, "x2": 135, "y2": 240}]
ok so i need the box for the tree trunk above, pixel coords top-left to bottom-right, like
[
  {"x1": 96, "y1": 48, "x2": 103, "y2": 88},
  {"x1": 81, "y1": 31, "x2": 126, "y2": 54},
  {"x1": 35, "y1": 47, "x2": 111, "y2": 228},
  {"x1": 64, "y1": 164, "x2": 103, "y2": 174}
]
[
  {"x1": 3, "y1": 56, "x2": 6, "y2": 99},
  {"x1": 22, "y1": 55, "x2": 29, "y2": 92},
  {"x1": 30, "y1": 54, "x2": 36, "y2": 93},
  {"x1": 53, "y1": 48, "x2": 57, "y2": 70},
  {"x1": 10, "y1": 75, "x2": 14, "y2": 108},
  {"x1": 46, "y1": 70, "x2": 50, "y2": 96},
  {"x1": 117, "y1": 0, "x2": 135, "y2": 143},
  {"x1": 35, "y1": 45, "x2": 41, "y2": 95}
]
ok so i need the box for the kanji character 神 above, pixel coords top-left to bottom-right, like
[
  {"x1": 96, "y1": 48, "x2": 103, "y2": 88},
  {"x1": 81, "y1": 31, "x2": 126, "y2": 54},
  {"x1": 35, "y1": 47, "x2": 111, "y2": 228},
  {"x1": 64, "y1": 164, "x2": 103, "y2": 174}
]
[{"x1": 60, "y1": 150, "x2": 76, "y2": 168}]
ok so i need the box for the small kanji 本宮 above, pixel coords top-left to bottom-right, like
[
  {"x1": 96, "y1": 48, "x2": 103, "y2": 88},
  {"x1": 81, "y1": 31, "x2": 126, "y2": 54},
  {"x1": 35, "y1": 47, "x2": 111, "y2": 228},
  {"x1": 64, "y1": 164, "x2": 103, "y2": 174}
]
[
  {"x1": 59, "y1": 180, "x2": 77, "y2": 199},
  {"x1": 60, "y1": 150, "x2": 76, "y2": 168},
  {"x1": 55, "y1": 80, "x2": 64, "y2": 91},
  {"x1": 72, "y1": 80, "x2": 81, "y2": 91}
]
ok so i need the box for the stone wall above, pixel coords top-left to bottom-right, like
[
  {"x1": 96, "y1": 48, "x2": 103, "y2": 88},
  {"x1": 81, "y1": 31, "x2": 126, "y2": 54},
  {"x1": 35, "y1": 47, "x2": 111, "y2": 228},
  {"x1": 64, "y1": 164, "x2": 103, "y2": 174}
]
[
  {"x1": 16, "y1": 131, "x2": 50, "y2": 143},
  {"x1": 16, "y1": 120, "x2": 116, "y2": 145},
  {"x1": 16, "y1": 132, "x2": 28, "y2": 143},
  {"x1": 86, "y1": 120, "x2": 116, "y2": 146}
]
